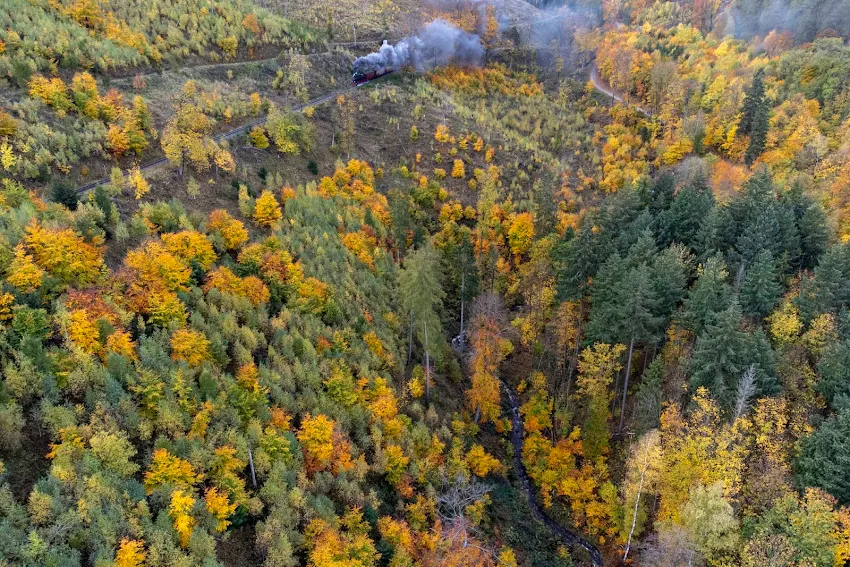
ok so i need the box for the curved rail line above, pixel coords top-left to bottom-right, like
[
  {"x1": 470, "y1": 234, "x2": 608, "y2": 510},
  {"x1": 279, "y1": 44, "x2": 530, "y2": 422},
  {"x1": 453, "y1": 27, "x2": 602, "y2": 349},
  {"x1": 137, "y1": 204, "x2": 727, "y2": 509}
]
[
  {"x1": 75, "y1": 83, "x2": 368, "y2": 195},
  {"x1": 501, "y1": 380, "x2": 605, "y2": 567},
  {"x1": 108, "y1": 38, "x2": 401, "y2": 82}
]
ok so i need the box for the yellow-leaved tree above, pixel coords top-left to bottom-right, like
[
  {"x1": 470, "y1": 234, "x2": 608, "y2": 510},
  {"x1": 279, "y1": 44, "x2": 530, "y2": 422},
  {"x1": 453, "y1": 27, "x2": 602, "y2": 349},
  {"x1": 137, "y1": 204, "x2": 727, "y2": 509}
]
[{"x1": 253, "y1": 190, "x2": 282, "y2": 228}]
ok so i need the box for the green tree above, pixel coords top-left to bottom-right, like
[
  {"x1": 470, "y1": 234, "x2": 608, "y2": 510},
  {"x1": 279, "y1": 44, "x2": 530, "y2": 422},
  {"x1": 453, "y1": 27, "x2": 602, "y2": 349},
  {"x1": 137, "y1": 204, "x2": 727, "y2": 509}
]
[
  {"x1": 745, "y1": 489, "x2": 843, "y2": 567},
  {"x1": 679, "y1": 254, "x2": 733, "y2": 335},
  {"x1": 795, "y1": 244, "x2": 850, "y2": 323},
  {"x1": 658, "y1": 175, "x2": 715, "y2": 249},
  {"x1": 679, "y1": 482, "x2": 740, "y2": 566},
  {"x1": 689, "y1": 301, "x2": 747, "y2": 408},
  {"x1": 651, "y1": 244, "x2": 691, "y2": 322},
  {"x1": 796, "y1": 408, "x2": 850, "y2": 505},
  {"x1": 817, "y1": 340, "x2": 850, "y2": 410},
  {"x1": 398, "y1": 240, "x2": 444, "y2": 400},
  {"x1": 740, "y1": 70, "x2": 769, "y2": 166},
  {"x1": 617, "y1": 263, "x2": 661, "y2": 429},
  {"x1": 740, "y1": 249, "x2": 780, "y2": 319}
]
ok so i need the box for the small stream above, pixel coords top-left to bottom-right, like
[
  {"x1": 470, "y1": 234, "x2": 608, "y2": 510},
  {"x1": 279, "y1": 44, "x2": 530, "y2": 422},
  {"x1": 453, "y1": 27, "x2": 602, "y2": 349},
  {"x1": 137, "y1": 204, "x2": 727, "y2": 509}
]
[{"x1": 501, "y1": 381, "x2": 604, "y2": 567}]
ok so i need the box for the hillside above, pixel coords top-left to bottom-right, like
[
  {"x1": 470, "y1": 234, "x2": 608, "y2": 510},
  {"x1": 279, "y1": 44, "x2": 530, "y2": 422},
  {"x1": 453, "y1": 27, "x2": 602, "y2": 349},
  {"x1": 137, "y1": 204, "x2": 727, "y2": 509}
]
[{"x1": 1, "y1": 0, "x2": 850, "y2": 566}]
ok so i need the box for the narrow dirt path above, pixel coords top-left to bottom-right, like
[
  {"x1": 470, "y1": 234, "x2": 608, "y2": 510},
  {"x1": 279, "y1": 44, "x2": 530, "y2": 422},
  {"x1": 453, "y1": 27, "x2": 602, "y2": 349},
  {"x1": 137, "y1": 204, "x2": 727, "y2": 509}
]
[
  {"x1": 589, "y1": 63, "x2": 652, "y2": 118},
  {"x1": 501, "y1": 381, "x2": 605, "y2": 567}
]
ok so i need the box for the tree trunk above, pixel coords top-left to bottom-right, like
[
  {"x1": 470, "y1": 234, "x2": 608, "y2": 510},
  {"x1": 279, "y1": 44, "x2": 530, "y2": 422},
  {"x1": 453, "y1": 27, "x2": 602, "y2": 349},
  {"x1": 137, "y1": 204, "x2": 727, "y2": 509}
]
[
  {"x1": 407, "y1": 310, "x2": 413, "y2": 365},
  {"x1": 623, "y1": 439, "x2": 650, "y2": 562},
  {"x1": 567, "y1": 297, "x2": 584, "y2": 381},
  {"x1": 424, "y1": 320, "x2": 431, "y2": 402},
  {"x1": 248, "y1": 445, "x2": 257, "y2": 489},
  {"x1": 619, "y1": 336, "x2": 635, "y2": 431},
  {"x1": 459, "y1": 270, "x2": 465, "y2": 339}
]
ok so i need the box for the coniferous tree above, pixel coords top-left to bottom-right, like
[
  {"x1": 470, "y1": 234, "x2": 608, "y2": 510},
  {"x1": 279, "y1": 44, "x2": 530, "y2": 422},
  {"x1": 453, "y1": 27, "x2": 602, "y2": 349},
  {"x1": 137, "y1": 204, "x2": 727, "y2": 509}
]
[
  {"x1": 738, "y1": 70, "x2": 766, "y2": 137},
  {"x1": 742, "y1": 327, "x2": 780, "y2": 397},
  {"x1": 658, "y1": 175, "x2": 714, "y2": 249},
  {"x1": 651, "y1": 244, "x2": 691, "y2": 322},
  {"x1": 796, "y1": 408, "x2": 850, "y2": 506},
  {"x1": 689, "y1": 301, "x2": 747, "y2": 409},
  {"x1": 795, "y1": 244, "x2": 850, "y2": 322},
  {"x1": 618, "y1": 263, "x2": 662, "y2": 429},
  {"x1": 633, "y1": 357, "x2": 663, "y2": 435},
  {"x1": 398, "y1": 240, "x2": 444, "y2": 400},
  {"x1": 816, "y1": 340, "x2": 850, "y2": 410},
  {"x1": 740, "y1": 248, "x2": 781, "y2": 319},
  {"x1": 679, "y1": 254, "x2": 733, "y2": 335},
  {"x1": 694, "y1": 204, "x2": 734, "y2": 262},
  {"x1": 740, "y1": 71, "x2": 770, "y2": 166},
  {"x1": 585, "y1": 252, "x2": 627, "y2": 345},
  {"x1": 796, "y1": 198, "x2": 830, "y2": 271}
]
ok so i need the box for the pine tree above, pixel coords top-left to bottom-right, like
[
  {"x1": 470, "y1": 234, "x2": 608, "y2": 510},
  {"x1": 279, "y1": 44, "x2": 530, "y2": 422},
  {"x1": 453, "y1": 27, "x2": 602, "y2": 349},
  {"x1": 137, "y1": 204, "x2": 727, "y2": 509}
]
[
  {"x1": 658, "y1": 175, "x2": 714, "y2": 249},
  {"x1": 618, "y1": 263, "x2": 662, "y2": 429},
  {"x1": 398, "y1": 240, "x2": 444, "y2": 400},
  {"x1": 651, "y1": 244, "x2": 690, "y2": 322},
  {"x1": 585, "y1": 252, "x2": 627, "y2": 344},
  {"x1": 740, "y1": 71, "x2": 770, "y2": 166},
  {"x1": 689, "y1": 301, "x2": 746, "y2": 409},
  {"x1": 796, "y1": 408, "x2": 850, "y2": 506},
  {"x1": 679, "y1": 254, "x2": 733, "y2": 335},
  {"x1": 738, "y1": 70, "x2": 766, "y2": 137},
  {"x1": 740, "y1": 249, "x2": 780, "y2": 319}
]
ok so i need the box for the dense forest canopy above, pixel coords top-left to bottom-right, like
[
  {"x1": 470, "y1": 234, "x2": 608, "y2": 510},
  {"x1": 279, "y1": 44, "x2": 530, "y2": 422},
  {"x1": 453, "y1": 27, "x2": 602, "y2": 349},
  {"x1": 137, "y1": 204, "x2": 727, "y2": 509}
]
[{"x1": 0, "y1": 0, "x2": 849, "y2": 565}]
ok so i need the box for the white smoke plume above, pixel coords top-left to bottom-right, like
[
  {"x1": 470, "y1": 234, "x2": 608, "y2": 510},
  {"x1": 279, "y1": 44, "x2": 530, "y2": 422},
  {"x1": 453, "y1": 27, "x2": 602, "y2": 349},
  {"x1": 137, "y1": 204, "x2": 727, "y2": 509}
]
[{"x1": 352, "y1": 19, "x2": 484, "y2": 77}]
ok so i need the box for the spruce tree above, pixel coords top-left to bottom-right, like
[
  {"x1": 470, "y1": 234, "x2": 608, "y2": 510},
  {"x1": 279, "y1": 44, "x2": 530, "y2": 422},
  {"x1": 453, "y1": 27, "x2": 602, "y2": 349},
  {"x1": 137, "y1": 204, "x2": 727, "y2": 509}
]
[
  {"x1": 797, "y1": 199, "x2": 829, "y2": 271},
  {"x1": 689, "y1": 301, "x2": 747, "y2": 409},
  {"x1": 398, "y1": 241, "x2": 445, "y2": 400},
  {"x1": 694, "y1": 205, "x2": 734, "y2": 262},
  {"x1": 744, "y1": 112, "x2": 768, "y2": 166},
  {"x1": 740, "y1": 248, "x2": 780, "y2": 319},
  {"x1": 742, "y1": 327, "x2": 779, "y2": 397},
  {"x1": 817, "y1": 341, "x2": 850, "y2": 410},
  {"x1": 738, "y1": 70, "x2": 766, "y2": 137},
  {"x1": 652, "y1": 244, "x2": 690, "y2": 322},
  {"x1": 796, "y1": 408, "x2": 850, "y2": 506},
  {"x1": 795, "y1": 244, "x2": 850, "y2": 321},
  {"x1": 585, "y1": 252, "x2": 627, "y2": 344},
  {"x1": 679, "y1": 254, "x2": 733, "y2": 335},
  {"x1": 740, "y1": 71, "x2": 770, "y2": 166},
  {"x1": 658, "y1": 175, "x2": 714, "y2": 249},
  {"x1": 618, "y1": 263, "x2": 662, "y2": 429},
  {"x1": 634, "y1": 357, "x2": 664, "y2": 435}
]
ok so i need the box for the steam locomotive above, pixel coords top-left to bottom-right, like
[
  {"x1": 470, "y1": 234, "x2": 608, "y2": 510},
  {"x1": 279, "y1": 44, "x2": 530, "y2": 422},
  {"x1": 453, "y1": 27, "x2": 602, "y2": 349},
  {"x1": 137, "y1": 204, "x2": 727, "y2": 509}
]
[{"x1": 352, "y1": 67, "x2": 395, "y2": 86}]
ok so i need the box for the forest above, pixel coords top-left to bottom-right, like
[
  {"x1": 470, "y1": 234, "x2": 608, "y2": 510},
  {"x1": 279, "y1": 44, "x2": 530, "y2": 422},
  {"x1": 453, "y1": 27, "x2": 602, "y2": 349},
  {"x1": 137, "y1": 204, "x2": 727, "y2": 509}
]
[{"x1": 0, "y1": 0, "x2": 850, "y2": 565}]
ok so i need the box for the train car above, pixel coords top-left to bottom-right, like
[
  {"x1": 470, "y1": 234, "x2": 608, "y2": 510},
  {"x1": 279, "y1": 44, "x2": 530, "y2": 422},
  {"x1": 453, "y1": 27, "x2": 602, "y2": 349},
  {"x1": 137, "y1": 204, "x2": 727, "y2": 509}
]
[{"x1": 352, "y1": 67, "x2": 394, "y2": 86}]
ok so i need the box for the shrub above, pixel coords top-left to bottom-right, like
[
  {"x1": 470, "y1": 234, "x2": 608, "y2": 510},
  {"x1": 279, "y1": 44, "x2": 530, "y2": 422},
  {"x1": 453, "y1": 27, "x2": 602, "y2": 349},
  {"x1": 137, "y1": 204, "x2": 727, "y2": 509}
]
[{"x1": 51, "y1": 181, "x2": 78, "y2": 210}]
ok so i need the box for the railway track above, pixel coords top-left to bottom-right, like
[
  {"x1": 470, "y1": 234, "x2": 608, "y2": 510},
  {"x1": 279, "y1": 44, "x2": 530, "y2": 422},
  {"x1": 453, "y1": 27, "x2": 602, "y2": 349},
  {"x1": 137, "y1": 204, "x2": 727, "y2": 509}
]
[{"x1": 75, "y1": 83, "x2": 367, "y2": 195}]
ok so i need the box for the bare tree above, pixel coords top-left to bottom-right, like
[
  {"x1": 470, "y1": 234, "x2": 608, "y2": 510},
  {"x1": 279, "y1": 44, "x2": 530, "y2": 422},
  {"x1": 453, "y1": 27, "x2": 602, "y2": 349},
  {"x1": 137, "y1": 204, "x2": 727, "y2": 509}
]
[
  {"x1": 639, "y1": 525, "x2": 705, "y2": 567},
  {"x1": 733, "y1": 364, "x2": 757, "y2": 421},
  {"x1": 437, "y1": 474, "x2": 494, "y2": 549}
]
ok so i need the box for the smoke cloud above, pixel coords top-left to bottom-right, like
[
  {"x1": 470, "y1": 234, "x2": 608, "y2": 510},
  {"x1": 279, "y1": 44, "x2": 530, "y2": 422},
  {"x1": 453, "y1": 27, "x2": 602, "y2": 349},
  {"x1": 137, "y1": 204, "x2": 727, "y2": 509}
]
[
  {"x1": 726, "y1": 0, "x2": 850, "y2": 41},
  {"x1": 352, "y1": 19, "x2": 484, "y2": 76}
]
